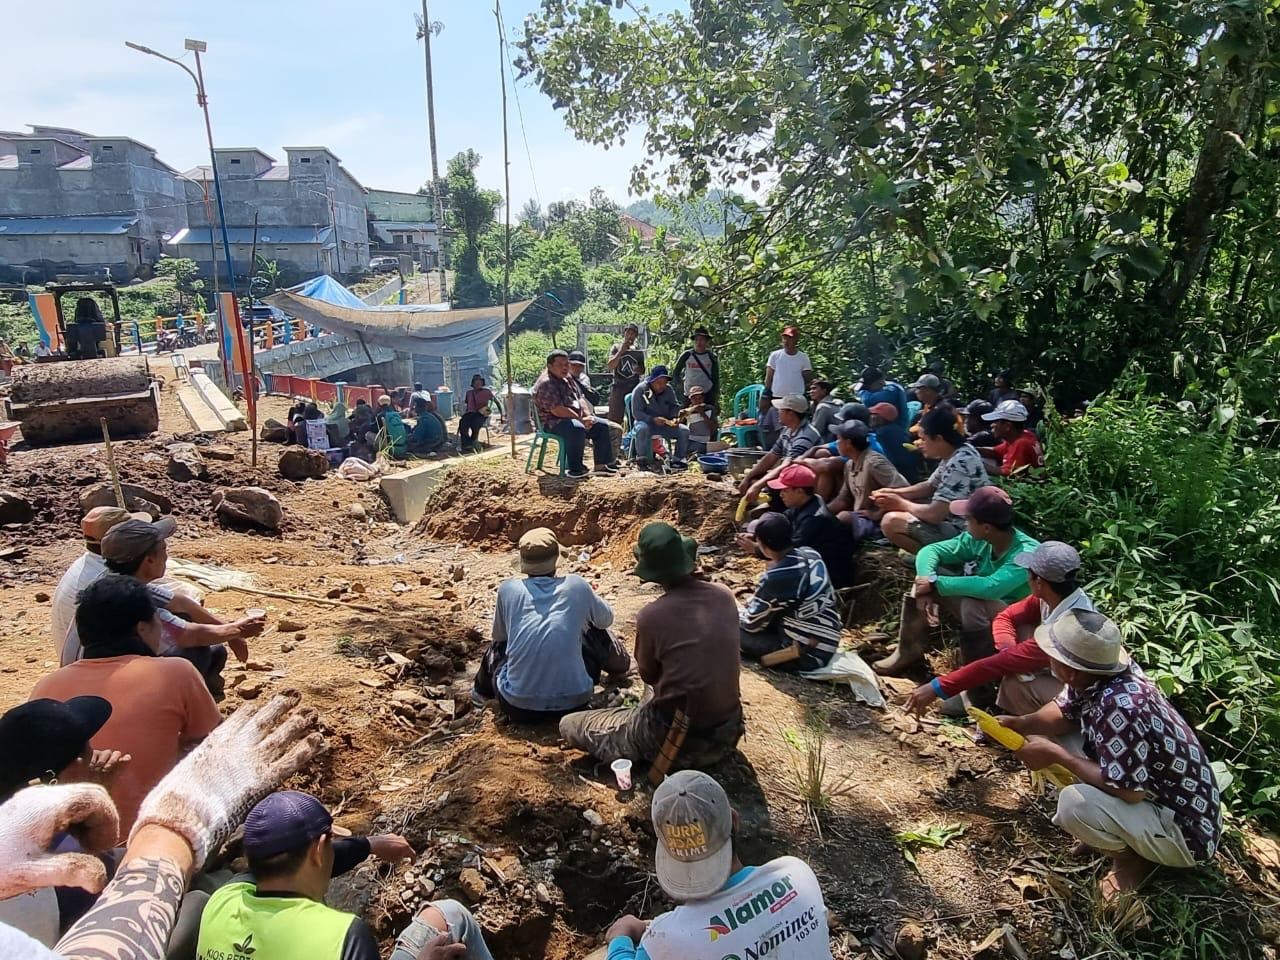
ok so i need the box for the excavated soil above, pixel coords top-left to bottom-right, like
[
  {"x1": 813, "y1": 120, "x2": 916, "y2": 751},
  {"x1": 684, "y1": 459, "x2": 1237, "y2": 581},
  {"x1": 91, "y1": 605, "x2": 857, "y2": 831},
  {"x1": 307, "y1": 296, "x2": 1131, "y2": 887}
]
[{"x1": 0, "y1": 377, "x2": 1273, "y2": 960}]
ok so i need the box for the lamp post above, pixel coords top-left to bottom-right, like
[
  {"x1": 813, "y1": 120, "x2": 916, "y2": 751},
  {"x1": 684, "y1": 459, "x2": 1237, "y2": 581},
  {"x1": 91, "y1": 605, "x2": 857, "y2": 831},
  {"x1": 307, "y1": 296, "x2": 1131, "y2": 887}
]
[
  {"x1": 125, "y1": 38, "x2": 238, "y2": 386},
  {"x1": 305, "y1": 188, "x2": 341, "y2": 275}
]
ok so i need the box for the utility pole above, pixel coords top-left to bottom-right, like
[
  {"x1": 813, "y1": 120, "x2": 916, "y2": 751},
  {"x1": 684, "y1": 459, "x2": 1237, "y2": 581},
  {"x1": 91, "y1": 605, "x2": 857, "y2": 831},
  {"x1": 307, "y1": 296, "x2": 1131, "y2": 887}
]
[
  {"x1": 496, "y1": 1, "x2": 515, "y2": 458},
  {"x1": 417, "y1": 2, "x2": 448, "y2": 302}
]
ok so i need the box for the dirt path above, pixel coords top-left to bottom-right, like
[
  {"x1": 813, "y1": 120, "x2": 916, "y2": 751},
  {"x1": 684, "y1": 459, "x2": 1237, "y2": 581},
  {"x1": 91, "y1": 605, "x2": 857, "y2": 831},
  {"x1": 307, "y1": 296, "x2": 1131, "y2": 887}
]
[{"x1": 0, "y1": 377, "x2": 1273, "y2": 960}]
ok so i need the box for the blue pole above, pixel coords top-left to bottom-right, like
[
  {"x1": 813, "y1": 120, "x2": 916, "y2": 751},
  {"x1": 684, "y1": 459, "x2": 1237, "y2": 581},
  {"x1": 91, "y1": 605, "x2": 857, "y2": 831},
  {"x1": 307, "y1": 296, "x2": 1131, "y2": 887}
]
[{"x1": 192, "y1": 50, "x2": 239, "y2": 305}]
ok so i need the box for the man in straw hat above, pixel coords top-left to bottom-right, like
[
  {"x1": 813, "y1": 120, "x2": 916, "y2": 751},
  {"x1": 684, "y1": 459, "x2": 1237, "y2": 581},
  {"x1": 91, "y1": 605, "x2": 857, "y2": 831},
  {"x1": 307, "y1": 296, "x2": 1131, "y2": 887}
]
[
  {"x1": 604, "y1": 770, "x2": 831, "y2": 960},
  {"x1": 559, "y1": 523, "x2": 743, "y2": 768},
  {"x1": 472, "y1": 528, "x2": 628, "y2": 723},
  {"x1": 1003, "y1": 609, "x2": 1222, "y2": 899}
]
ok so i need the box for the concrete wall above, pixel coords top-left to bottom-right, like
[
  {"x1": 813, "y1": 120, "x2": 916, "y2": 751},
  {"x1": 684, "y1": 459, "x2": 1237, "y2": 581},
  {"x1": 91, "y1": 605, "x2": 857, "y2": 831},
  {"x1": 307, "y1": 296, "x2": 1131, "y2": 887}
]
[
  {"x1": 170, "y1": 239, "x2": 333, "y2": 286},
  {"x1": 0, "y1": 232, "x2": 138, "y2": 282}
]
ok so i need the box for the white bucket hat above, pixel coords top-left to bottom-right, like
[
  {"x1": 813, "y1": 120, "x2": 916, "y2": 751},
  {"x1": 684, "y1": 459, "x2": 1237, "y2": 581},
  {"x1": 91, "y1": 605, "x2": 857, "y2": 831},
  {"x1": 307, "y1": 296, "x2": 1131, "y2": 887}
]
[{"x1": 1034, "y1": 609, "x2": 1129, "y2": 675}]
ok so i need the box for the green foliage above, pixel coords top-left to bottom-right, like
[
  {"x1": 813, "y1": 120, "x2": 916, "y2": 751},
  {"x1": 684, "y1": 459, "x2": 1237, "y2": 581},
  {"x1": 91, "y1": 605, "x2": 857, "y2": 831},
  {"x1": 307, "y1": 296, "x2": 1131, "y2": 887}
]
[
  {"x1": 509, "y1": 232, "x2": 587, "y2": 330},
  {"x1": 499, "y1": 330, "x2": 557, "y2": 387},
  {"x1": 154, "y1": 257, "x2": 204, "y2": 309},
  {"x1": 433, "y1": 150, "x2": 502, "y2": 308},
  {"x1": 0, "y1": 301, "x2": 37, "y2": 348},
  {"x1": 625, "y1": 191, "x2": 746, "y2": 238},
  {"x1": 545, "y1": 188, "x2": 622, "y2": 264},
  {"x1": 1016, "y1": 390, "x2": 1280, "y2": 820}
]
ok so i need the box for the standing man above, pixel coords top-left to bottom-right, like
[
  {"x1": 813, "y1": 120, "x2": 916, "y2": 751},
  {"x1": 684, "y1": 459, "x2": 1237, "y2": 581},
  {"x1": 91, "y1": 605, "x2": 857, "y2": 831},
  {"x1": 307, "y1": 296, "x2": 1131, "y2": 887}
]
[
  {"x1": 631, "y1": 366, "x2": 692, "y2": 470},
  {"x1": 606, "y1": 323, "x2": 646, "y2": 425},
  {"x1": 673, "y1": 327, "x2": 719, "y2": 409},
  {"x1": 533, "y1": 349, "x2": 619, "y2": 480},
  {"x1": 1005, "y1": 610, "x2": 1222, "y2": 900},
  {"x1": 559, "y1": 523, "x2": 744, "y2": 769},
  {"x1": 736, "y1": 395, "x2": 821, "y2": 499},
  {"x1": 980, "y1": 400, "x2": 1045, "y2": 477},
  {"x1": 764, "y1": 326, "x2": 812, "y2": 400}
]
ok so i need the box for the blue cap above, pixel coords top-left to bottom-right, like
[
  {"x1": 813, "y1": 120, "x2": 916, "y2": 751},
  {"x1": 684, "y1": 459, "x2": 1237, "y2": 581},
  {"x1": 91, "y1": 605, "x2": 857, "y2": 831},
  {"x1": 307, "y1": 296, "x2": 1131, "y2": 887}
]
[
  {"x1": 243, "y1": 790, "x2": 345, "y2": 858},
  {"x1": 647, "y1": 365, "x2": 672, "y2": 384}
]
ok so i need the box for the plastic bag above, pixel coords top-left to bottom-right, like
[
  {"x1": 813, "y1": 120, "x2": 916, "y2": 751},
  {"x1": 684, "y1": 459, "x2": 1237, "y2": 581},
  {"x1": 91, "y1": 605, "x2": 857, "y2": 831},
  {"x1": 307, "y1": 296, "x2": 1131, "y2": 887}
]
[
  {"x1": 799, "y1": 650, "x2": 886, "y2": 708},
  {"x1": 338, "y1": 457, "x2": 380, "y2": 481}
]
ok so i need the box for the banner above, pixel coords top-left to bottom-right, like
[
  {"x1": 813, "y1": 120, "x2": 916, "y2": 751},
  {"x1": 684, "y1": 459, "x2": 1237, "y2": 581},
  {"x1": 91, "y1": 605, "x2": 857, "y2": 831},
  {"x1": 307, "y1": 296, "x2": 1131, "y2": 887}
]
[
  {"x1": 27, "y1": 293, "x2": 59, "y2": 350},
  {"x1": 217, "y1": 292, "x2": 256, "y2": 428}
]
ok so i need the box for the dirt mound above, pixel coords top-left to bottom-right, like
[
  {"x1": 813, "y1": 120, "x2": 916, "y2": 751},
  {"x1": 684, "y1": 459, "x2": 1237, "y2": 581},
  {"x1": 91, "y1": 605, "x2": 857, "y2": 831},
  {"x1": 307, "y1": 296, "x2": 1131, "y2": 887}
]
[{"x1": 417, "y1": 464, "x2": 738, "y2": 564}]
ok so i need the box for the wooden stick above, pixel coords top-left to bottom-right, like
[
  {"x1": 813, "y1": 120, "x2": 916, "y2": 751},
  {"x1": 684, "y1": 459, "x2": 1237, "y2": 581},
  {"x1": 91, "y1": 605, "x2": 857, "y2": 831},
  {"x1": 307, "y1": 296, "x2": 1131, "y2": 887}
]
[
  {"x1": 217, "y1": 583, "x2": 382, "y2": 614},
  {"x1": 100, "y1": 418, "x2": 126, "y2": 509},
  {"x1": 649, "y1": 706, "x2": 689, "y2": 786}
]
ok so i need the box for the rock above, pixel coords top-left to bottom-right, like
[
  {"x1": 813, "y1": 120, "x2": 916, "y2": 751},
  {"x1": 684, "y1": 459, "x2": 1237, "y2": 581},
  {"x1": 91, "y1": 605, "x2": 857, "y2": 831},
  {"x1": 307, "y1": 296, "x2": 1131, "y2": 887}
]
[
  {"x1": 390, "y1": 689, "x2": 430, "y2": 707},
  {"x1": 347, "y1": 503, "x2": 367, "y2": 520},
  {"x1": 238, "y1": 680, "x2": 265, "y2": 700},
  {"x1": 894, "y1": 921, "x2": 928, "y2": 960},
  {"x1": 280, "y1": 641, "x2": 297, "y2": 653},
  {"x1": 278, "y1": 446, "x2": 329, "y2": 481},
  {"x1": 276, "y1": 618, "x2": 306, "y2": 634},
  {"x1": 246, "y1": 660, "x2": 274, "y2": 671},
  {"x1": 534, "y1": 882, "x2": 552, "y2": 905},
  {"x1": 212, "y1": 487, "x2": 283, "y2": 532},
  {"x1": 352, "y1": 582, "x2": 366, "y2": 594},
  {"x1": 325, "y1": 587, "x2": 344, "y2": 599},
  {"x1": 202, "y1": 445, "x2": 237, "y2": 461},
  {"x1": 0, "y1": 491, "x2": 34, "y2": 525},
  {"x1": 582, "y1": 809, "x2": 604, "y2": 828},
  {"x1": 451, "y1": 564, "x2": 465, "y2": 582},
  {"x1": 166, "y1": 442, "x2": 208, "y2": 482},
  {"x1": 392, "y1": 582, "x2": 411, "y2": 594},
  {"x1": 260, "y1": 419, "x2": 291, "y2": 443},
  {"x1": 80, "y1": 482, "x2": 173, "y2": 516},
  {"x1": 34, "y1": 591, "x2": 50, "y2": 603},
  {"x1": 458, "y1": 868, "x2": 487, "y2": 904}
]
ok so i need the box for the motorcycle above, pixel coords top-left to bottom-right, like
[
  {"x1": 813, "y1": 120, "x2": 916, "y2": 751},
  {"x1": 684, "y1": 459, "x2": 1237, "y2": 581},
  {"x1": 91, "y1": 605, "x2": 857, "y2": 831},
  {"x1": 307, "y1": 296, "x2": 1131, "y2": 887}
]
[{"x1": 156, "y1": 328, "x2": 179, "y2": 353}]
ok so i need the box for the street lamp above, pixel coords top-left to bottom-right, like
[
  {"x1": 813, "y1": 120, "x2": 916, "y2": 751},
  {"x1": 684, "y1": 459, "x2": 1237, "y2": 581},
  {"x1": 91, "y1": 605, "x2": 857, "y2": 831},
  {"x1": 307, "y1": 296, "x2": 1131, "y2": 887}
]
[
  {"x1": 305, "y1": 188, "x2": 342, "y2": 275},
  {"x1": 125, "y1": 37, "x2": 237, "y2": 384}
]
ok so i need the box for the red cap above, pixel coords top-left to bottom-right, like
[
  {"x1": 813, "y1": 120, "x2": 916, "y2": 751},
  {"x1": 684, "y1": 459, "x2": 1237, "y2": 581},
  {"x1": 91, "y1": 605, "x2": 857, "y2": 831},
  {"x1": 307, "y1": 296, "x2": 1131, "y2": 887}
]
[
  {"x1": 868, "y1": 402, "x2": 899, "y2": 421},
  {"x1": 781, "y1": 326, "x2": 799, "y2": 338},
  {"x1": 767, "y1": 463, "x2": 817, "y2": 490},
  {"x1": 950, "y1": 485, "x2": 1014, "y2": 525}
]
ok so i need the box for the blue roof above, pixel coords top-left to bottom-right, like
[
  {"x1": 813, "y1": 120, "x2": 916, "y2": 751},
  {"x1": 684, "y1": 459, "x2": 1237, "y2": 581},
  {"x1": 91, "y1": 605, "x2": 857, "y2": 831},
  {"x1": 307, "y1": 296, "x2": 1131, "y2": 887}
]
[
  {"x1": 167, "y1": 226, "x2": 333, "y2": 246},
  {"x1": 294, "y1": 275, "x2": 367, "y2": 309},
  {"x1": 0, "y1": 216, "x2": 138, "y2": 236}
]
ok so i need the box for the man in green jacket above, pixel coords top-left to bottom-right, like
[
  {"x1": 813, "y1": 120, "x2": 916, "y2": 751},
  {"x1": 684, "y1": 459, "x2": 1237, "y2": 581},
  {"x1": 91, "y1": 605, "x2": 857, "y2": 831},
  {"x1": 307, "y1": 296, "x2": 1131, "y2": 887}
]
[{"x1": 874, "y1": 487, "x2": 1038, "y2": 708}]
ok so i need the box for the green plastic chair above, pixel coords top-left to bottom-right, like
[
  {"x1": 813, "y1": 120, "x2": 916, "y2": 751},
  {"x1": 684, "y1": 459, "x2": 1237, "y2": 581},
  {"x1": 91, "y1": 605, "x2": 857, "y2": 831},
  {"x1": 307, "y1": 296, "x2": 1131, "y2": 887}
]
[{"x1": 525, "y1": 404, "x2": 568, "y2": 475}]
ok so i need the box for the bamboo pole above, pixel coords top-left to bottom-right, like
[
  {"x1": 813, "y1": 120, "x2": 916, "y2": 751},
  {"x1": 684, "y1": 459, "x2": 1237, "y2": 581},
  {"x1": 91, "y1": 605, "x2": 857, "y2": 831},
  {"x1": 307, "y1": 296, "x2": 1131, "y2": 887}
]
[
  {"x1": 100, "y1": 418, "x2": 126, "y2": 509},
  {"x1": 496, "y1": 1, "x2": 516, "y2": 458}
]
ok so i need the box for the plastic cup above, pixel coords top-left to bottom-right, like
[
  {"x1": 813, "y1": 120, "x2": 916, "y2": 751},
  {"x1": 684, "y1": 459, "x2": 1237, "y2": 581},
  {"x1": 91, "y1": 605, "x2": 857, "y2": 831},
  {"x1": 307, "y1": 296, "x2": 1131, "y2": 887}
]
[
  {"x1": 611, "y1": 758, "x2": 633, "y2": 791},
  {"x1": 245, "y1": 607, "x2": 267, "y2": 619}
]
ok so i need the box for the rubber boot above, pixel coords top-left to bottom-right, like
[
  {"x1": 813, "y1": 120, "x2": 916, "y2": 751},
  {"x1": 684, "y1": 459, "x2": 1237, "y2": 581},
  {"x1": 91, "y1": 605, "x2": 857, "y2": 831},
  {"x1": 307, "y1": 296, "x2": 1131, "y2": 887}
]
[
  {"x1": 958, "y1": 628, "x2": 998, "y2": 709},
  {"x1": 874, "y1": 595, "x2": 930, "y2": 675}
]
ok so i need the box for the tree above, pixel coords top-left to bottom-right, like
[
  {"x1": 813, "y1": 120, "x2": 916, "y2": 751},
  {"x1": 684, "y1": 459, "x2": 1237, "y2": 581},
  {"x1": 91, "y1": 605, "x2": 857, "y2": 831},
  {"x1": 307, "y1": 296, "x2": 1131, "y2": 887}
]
[
  {"x1": 430, "y1": 150, "x2": 503, "y2": 307},
  {"x1": 553, "y1": 187, "x2": 622, "y2": 264},
  {"x1": 519, "y1": 1, "x2": 1280, "y2": 407},
  {"x1": 518, "y1": 198, "x2": 545, "y2": 233},
  {"x1": 154, "y1": 257, "x2": 201, "y2": 309},
  {"x1": 510, "y1": 232, "x2": 587, "y2": 331}
]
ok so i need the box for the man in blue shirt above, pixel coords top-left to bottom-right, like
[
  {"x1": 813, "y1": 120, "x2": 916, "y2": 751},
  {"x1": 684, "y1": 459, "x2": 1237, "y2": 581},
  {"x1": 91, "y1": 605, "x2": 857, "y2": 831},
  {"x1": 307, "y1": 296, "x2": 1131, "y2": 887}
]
[
  {"x1": 857, "y1": 366, "x2": 909, "y2": 428},
  {"x1": 472, "y1": 528, "x2": 629, "y2": 722}
]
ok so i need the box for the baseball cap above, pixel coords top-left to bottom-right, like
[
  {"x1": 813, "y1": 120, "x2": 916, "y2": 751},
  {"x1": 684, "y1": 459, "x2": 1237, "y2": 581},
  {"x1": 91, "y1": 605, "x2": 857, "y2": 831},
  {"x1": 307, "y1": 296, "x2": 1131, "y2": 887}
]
[
  {"x1": 651, "y1": 770, "x2": 734, "y2": 900},
  {"x1": 1034, "y1": 609, "x2": 1129, "y2": 675},
  {"x1": 0, "y1": 696, "x2": 112, "y2": 798},
  {"x1": 1014, "y1": 541, "x2": 1081, "y2": 581},
  {"x1": 962, "y1": 400, "x2": 994, "y2": 418},
  {"x1": 687, "y1": 384, "x2": 706, "y2": 397},
  {"x1": 859, "y1": 366, "x2": 883, "y2": 384},
  {"x1": 982, "y1": 399, "x2": 1029, "y2": 423},
  {"x1": 770, "y1": 394, "x2": 808, "y2": 414},
  {"x1": 82, "y1": 506, "x2": 152, "y2": 547},
  {"x1": 950, "y1": 485, "x2": 1014, "y2": 525},
  {"x1": 834, "y1": 420, "x2": 871, "y2": 442},
  {"x1": 693, "y1": 327, "x2": 710, "y2": 338},
  {"x1": 767, "y1": 463, "x2": 817, "y2": 490},
  {"x1": 868, "y1": 401, "x2": 899, "y2": 422},
  {"x1": 910, "y1": 373, "x2": 941, "y2": 390},
  {"x1": 519, "y1": 527, "x2": 561, "y2": 577},
  {"x1": 833, "y1": 402, "x2": 869, "y2": 424},
  {"x1": 781, "y1": 325, "x2": 799, "y2": 337},
  {"x1": 753, "y1": 512, "x2": 792, "y2": 551},
  {"x1": 100, "y1": 517, "x2": 177, "y2": 565},
  {"x1": 647, "y1": 365, "x2": 672, "y2": 384},
  {"x1": 632, "y1": 522, "x2": 697, "y2": 584},
  {"x1": 243, "y1": 790, "x2": 350, "y2": 860},
  {"x1": 567, "y1": 350, "x2": 587, "y2": 364}
]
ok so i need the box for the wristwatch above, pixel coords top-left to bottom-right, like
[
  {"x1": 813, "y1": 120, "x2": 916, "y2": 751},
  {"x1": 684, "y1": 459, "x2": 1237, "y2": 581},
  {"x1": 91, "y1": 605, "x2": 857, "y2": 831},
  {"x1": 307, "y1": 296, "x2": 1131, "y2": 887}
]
[{"x1": 927, "y1": 574, "x2": 938, "y2": 584}]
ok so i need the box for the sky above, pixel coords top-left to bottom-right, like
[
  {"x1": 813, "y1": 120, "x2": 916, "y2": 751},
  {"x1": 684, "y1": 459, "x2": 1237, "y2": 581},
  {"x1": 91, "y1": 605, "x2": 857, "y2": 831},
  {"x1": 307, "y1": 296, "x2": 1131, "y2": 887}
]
[{"x1": 1, "y1": 0, "x2": 686, "y2": 214}]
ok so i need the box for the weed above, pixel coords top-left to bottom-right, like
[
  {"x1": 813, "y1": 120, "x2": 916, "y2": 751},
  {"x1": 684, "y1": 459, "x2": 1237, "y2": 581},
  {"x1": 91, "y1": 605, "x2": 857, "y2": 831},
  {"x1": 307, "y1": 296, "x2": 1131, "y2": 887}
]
[
  {"x1": 778, "y1": 709, "x2": 857, "y2": 824},
  {"x1": 894, "y1": 822, "x2": 965, "y2": 870}
]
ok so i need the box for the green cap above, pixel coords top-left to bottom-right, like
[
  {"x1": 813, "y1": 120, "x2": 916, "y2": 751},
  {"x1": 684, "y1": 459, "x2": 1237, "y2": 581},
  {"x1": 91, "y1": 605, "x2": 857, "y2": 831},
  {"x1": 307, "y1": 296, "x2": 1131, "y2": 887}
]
[{"x1": 632, "y1": 522, "x2": 697, "y2": 584}]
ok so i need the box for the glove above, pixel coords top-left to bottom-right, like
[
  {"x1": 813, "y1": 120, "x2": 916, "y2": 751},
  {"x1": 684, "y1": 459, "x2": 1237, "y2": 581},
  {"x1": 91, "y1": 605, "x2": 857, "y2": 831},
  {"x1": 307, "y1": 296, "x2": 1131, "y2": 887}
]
[
  {"x1": 0, "y1": 783, "x2": 120, "y2": 899},
  {"x1": 129, "y1": 689, "x2": 325, "y2": 868}
]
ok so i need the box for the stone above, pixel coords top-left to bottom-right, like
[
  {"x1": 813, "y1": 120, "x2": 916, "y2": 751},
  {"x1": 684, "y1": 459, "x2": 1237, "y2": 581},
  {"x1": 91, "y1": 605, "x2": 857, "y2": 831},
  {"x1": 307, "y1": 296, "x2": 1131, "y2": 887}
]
[
  {"x1": 238, "y1": 680, "x2": 265, "y2": 700},
  {"x1": 347, "y1": 503, "x2": 367, "y2": 520},
  {"x1": 0, "y1": 491, "x2": 34, "y2": 525},
  {"x1": 166, "y1": 442, "x2": 208, "y2": 482},
  {"x1": 278, "y1": 445, "x2": 329, "y2": 481},
  {"x1": 894, "y1": 921, "x2": 928, "y2": 960},
  {"x1": 276, "y1": 618, "x2": 306, "y2": 634},
  {"x1": 212, "y1": 487, "x2": 283, "y2": 532},
  {"x1": 260, "y1": 419, "x2": 291, "y2": 443},
  {"x1": 34, "y1": 591, "x2": 50, "y2": 603},
  {"x1": 390, "y1": 689, "x2": 430, "y2": 707},
  {"x1": 79, "y1": 482, "x2": 173, "y2": 516},
  {"x1": 246, "y1": 660, "x2": 274, "y2": 672},
  {"x1": 458, "y1": 868, "x2": 487, "y2": 904},
  {"x1": 326, "y1": 587, "x2": 344, "y2": 599},
  {"x1": 582, "y1": 810, "x2": 604, "y2": 828},
  {"x1": 451, "y1": 564, "x2": 465, "y2": 582},
  {"x1": 202, "y1": 445, "x2": 237, "y2": 461}
]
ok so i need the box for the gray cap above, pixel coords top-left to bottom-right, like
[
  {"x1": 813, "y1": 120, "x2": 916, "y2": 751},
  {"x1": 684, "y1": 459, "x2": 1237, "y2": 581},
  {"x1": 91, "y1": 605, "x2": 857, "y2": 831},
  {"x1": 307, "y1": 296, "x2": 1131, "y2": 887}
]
[
  {"x1": 1014, "y1": 540, "x2": 1081, "y2": 581},
  {"x1": 100, "y1": 517, "x2": 177, "y2": 565},
  {"x1": 910, "y1": 373, "x2": 941, "y2": 390},
  {"x1": 651, "y1": 770, "x2": 734, "y2": 900}
]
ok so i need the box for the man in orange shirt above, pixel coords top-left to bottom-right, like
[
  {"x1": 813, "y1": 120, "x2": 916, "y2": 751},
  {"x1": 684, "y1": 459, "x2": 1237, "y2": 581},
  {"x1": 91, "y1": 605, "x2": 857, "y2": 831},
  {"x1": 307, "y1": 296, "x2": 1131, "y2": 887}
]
[{"x1": 29, "y1": 574, "x2": 222, "y2": 839}]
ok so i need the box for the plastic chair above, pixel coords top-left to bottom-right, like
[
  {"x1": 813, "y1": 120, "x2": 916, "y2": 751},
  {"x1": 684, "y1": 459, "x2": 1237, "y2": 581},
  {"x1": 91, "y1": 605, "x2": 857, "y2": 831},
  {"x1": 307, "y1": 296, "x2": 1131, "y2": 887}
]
[
  {"x1": 525, "y1": 404, "x2": 568, "y2": 475},
  {"x1": 454, "y1": 396, "x2": 502, "y2": 452},
  {"x1": 722, "y1": 383, "x2": 765, "y2": 447}
]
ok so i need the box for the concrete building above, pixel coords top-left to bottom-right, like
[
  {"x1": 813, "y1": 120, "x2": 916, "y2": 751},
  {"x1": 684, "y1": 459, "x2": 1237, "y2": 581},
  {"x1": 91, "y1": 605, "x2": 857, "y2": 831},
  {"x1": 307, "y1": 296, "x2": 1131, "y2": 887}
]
[
  {"x1": 169, "y1": 147, "x2": 368, "y2": 286},
  {"x1": 0, "y1": 126, "x2": 188, "y2": 282},
  {"x1": 366, "y1": 189, "x2": 439, "y2": 269}
]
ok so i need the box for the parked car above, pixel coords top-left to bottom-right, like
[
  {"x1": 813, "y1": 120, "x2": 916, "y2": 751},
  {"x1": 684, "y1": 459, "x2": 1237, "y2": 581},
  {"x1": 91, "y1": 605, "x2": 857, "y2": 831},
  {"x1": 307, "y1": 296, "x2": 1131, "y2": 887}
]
[
  {"x1": 243, "y1": 302, "x2": 289, "y2": 329},
  {"x1": 369, "y1": 256, "x2": 400, "y2": 274}
]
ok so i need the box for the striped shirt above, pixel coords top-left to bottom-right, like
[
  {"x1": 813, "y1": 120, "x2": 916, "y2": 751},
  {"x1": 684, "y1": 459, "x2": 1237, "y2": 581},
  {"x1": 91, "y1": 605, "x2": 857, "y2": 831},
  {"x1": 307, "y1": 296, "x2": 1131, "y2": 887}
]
[{"x1": 740, "y1": 547, "x2": 843, "y2": 655}]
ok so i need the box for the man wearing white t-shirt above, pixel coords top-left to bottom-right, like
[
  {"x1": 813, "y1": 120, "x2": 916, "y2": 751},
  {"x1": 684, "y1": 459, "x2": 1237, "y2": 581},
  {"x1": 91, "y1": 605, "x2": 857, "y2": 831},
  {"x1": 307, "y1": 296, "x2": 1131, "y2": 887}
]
[
  {"x1": 764, "y1": 327, "x2": 813, "y2": 399},
  {"x1": 606, "y1": 771, "x2": 832, "y2": 960}
]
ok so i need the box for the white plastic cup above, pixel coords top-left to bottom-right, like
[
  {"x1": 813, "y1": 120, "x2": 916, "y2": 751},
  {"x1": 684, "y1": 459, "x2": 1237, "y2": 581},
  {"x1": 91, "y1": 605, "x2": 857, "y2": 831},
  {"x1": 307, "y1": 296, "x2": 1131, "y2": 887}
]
[
  {"x1": 611, "y1": 758, "x2": 633, "y2": 791},
  {"x1": 245, "y1": 607, "x2": 267, "y2": 619}
]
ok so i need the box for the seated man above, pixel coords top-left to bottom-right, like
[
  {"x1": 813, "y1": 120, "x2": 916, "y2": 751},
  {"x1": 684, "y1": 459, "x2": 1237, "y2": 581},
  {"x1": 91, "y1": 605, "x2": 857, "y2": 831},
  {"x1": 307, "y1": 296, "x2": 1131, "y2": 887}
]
[
  {"x1": 794, "y1": 402, "x2": 872, "y2": 502},
  {"x1": 473, "y1": 528, "x2": 629, "y2": 722},
  {"x1": 762, "y1": 463, "x2": 854, "y2": 589},
  {"x1": 51, "y1": 506, "x2": 149, "y2": 660},
  {"x1": 31, "y1": 575, "x2": 223, "y2": 837},
  {"x1": 868, "y1": 400, "x2": 921, "y2": 481},
  {"x1": 875, "y1": 487, "x2": 1038, "y2": 691},
  {"x1": 962, "y1": 400, "x2": 998, "y2": 448},
  {"x1": 905, "y1": 541, "x2": 1093, "y2": 717},
  {"x1": 871, "y1": 406, "x2": 990, "y2": 554},
  {"x1": 560, "y1": 523, "x2": 743, "y2": 768},
  {"x1": 100, "y1": 519, "x2": 264, "y2": 694},
  {"x1": 605, "y1": 770, "x2": 830, "y2": 960},
  {"x1": 533, "y1": 350, "x2": 618, "y2": 480},
  {"x1": 857, "y1": 366, "x2": 909, "y2": 427},
  {"x1": 197, "y1": 790, "x2": 493, "y2": 960},
  {"x1": 979, "y1": 400, "x2": 1044, "y2": 477},
  {"x1": 680, "y1": 385, "x2": 717, "y2": 454},
  {"x1": 808, "y1": 378, "x2": 842, "y2": 441},
  {"x1": 407, "y1": 403, "x2": 448, "y2": 455},
  {"x1": 827, "y1": 420, "x2": 907, "y2": 545},
  {"x1": 570, "y1": 350, "x2": 624, "y2": 461},
  {"x1": 370, "y1": 394, "x2": 409, "y2": 459},
  {"x1": 1006, "y1": 611, "x2": 1222, "y2": 900},
  {"x1": 631, "y1": 366, "x2": 691, "y2": 470},
  {"x1": 739, "y1": 513, "x2": 842, "y2": 673},
  {"x1": 348, "y1": 397, "x2": 375, "y2": 438},
  {"x1": 736, "y1": 395, "x2": 821, "y2": 500}
]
